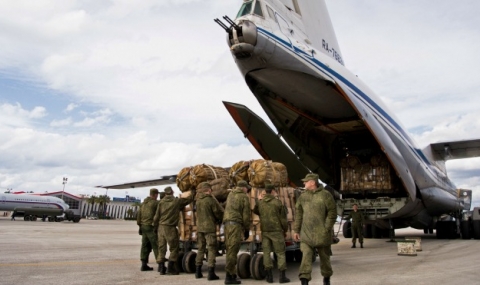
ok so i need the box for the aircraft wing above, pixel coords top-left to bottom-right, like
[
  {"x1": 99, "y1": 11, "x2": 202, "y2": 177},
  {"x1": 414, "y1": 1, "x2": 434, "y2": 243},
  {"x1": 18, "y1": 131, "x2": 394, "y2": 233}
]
[
  {"x1": 95, "y1": 176, "x2": 176, "y2": 189},
  {"x1": 223, "y1": 101, "x2": 311, "y2": 186},
  {"x1": 430, "y1": 139, "x2": 480, "y2": 161}
]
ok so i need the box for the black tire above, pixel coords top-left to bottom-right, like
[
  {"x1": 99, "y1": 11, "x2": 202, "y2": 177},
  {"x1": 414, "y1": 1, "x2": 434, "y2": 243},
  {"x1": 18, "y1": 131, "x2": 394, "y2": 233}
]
[
  {"x1": 250, "y1": 254, "x2": 266, "y2": 280},
  {"x1": 461, "y1": 220, "x2": 471, "y2": 240},
  {"x1": 32, "y1": 216, "x2": 37, "y2": 221},
  {"x1": 24, "y1": 216, "x2": 29, "y2": 221},
  {"x1": 343, "y1": 221, "x2": 352, "y2": 238},
  {"x1": 285, "y1": 251, "x2": 295, "y2": 263},
  {"x1": 182, "y1": 251, "x2": 197, "y2": 273},
  {"x1": 237, "y1": 253, "x2": 251, "y2": 279},
  {"x1": 73, "y1": 217, "x2": 80, "y2": 223},
  {"x1": 371, "y1": 225, "x2": 382, "y2": 239},
  {"x1": 176, "y1": 252, "x2": 185, "y2": 273},
  {"x1": 423, "y1": 228, "x2": 428, "y2": 234},
  {"x1": 473, "y1": 220, "x2": 480, "y2": 240},
  {"x1": 293, "y1": 249, "x2": 302, "y2": 263},
  {"x1": 436, "y1": 221, "x2": 445, "y2": 239},
  {"x1": 363, "y1": 224, "x2": 372, "y2": 238}
]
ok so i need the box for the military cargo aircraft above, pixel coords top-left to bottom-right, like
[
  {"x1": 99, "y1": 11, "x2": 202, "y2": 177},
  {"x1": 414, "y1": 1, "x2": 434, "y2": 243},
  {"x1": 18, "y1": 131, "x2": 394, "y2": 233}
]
[{"x1": 214, "y1": 0, "x2": 480, "y2": 239}]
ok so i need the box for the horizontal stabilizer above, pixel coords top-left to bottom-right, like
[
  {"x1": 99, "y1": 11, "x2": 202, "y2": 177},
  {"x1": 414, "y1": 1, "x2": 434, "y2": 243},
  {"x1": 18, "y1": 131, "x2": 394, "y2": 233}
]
[{"x1": 430, "y1": 139, "x2": 480, "y2": 161}]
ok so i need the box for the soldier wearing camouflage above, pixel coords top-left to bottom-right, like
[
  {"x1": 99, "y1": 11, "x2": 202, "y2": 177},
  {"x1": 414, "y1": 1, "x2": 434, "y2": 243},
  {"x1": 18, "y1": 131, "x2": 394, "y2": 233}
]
[
  {"x1": 294, "y1": 174, "x2": 337, "y2": 285},
  {"x1": 347, "y1": 204, "x2": 364, "y2": 248},
  {"x1": 194, "y1": 182, "x2": 225, "y2": 280},
  {"x1": 253, "y1": 184, "x2": 290, "y2": 283},
  {"x1": 137, "y1": 188, "x2": 160, "y2": 271},
  {"x1": 223, "y1": 180, "x2": 251, "y2": 284},
  {"x1": 153, "y1": 186, "x2": 194, "y2": 275}
]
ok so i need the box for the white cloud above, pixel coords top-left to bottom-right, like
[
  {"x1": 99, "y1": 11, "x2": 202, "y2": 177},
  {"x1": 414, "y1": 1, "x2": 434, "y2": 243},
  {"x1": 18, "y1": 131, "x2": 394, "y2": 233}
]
[
  {"x1": 0, "y1": 103, "x2": 47, "y2": 127},
  {"x1": 64, "y1": 103, "x2": 79, "y2": 113},
  {"x1": 50, "y1": 117, "x2": 72, "y2": 127}
]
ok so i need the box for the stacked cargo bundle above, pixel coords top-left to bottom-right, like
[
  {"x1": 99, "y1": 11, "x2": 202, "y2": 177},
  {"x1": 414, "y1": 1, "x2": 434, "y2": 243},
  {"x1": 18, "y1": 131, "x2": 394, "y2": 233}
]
[
  {"x1": 248, "y1": 159, "x2": 288, "y2": 188},
  {"x1": 339, "y1": 154, "x2": 393, "y2": 193}
]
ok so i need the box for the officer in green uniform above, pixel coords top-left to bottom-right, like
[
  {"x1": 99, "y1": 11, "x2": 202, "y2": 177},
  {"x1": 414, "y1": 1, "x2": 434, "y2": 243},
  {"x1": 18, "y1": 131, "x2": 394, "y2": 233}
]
[
  {"x1": 137, "y1": 188, "x2": 160, "y2": 271},
  {"x1": 253, "y1": 184, "x2": 290, "y2": 284},
  {"x1": 346, "y1": 204, "x2": 364, "y2": 248},
  {"x1": 294, "y1": 174, "x2": 337, "y2": 285},
  {"x1": 153, "y1": 186, "x2": 194, "y2": 275},
  {"x1": 194, "y1": 182, "x2": 224, "y2": 280},
  {"x1": 223, "y1": 180, "x2": 251, "y2": 285}
]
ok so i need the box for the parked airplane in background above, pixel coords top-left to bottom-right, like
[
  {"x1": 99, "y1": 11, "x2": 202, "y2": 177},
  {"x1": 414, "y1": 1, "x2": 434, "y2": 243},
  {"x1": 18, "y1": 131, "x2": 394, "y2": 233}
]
[
  {"x1": 0, "y1": 192, "x2": 73, "y2": 222},
  {"x1": 215, "y1": 0, "x2": 480, "y2": 239}
]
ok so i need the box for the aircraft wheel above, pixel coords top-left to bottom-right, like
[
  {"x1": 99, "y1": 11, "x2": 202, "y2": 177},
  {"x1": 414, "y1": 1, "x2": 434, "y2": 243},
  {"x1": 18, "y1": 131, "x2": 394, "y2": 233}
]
[
  {"x1": 461, "y1": 220, "x2": 472, "y2": 239},
  {"x1": 472, "y1": 220, "x2": 480, "y2": 240},
  {"x1": 423, "y1": 228, "x2": 428, "y2": 234},
  {"x1": 182, "y1": 251, "x2": 196, "y2": 273},
  {"x1": 48, "y1": 217, "x2": 54, "y2": 222},
  {"x1": 236, "y1": 253, "x2": 251, "y2": 279},
  {"x1": 176, "y1": 252, "x2": 185, "y2": 273},
  {"x1": 363, "y1": 224, "x2": 372, "y2": 238},
  {"x1": 32, "y1": 216, "x2": 37, "y2": 221},
  {"x1": 342, "y1": 221, "x2": 352, "y2": 238},
  {"x1": 249, "y1": 254, "x2": 266, "y2": 280}
]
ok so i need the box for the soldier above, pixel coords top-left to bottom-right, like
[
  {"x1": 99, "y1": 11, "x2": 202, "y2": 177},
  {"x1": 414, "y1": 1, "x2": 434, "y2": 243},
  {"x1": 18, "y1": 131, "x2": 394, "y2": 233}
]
[
  {"x1": 253, "y1": 184, "x2": 290, "y2": 284},
  {"x1": 294, "y1": 174, "x2": 337, "y2": 285},
  {"x1": 346, "y1": 203, "x2": 364, "y2": 248},
  {"x1": 223, "y1": 180, "x2": 251, "y2": 285},
  {"x1": 195, "y1": 182, "x2": 225, "y2": 280},
  {"x1": 137, "y1": 188, "x2": 160, "y2": 271},
  {"x1": 153, "y1": 186, "x2": 194, "y2": 275}
]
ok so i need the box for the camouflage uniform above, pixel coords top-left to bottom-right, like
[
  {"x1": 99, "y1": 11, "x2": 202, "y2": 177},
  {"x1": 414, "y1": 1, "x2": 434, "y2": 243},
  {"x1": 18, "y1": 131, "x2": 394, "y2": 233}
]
[
  {"x1": 153, "y1": 190, "x2": 194, "y2": 263},
  {"x1": 294, "y1": 185, "x2": 337, "y2": 281},
  {"x1": 195, "y1": 191, "x2": 224, "y2": 268},
  {"x1": 253, "y1": 193, "x2": 288, "y2": 271},
  {"x1": 223, "y1": 185, "x2": 251, "y2": 276},
  {"x1": 137, "y1": 195, "x2": 160, "y2": 262},
  {"x1": 347, "y1": 210, "x2": 364, "y2": 244}
]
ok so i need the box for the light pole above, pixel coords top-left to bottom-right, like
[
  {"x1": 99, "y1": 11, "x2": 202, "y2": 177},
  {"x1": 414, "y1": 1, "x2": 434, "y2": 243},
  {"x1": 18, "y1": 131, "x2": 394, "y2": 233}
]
[{"x1": 62, "y1": 177, "x2": 68, "y2": 201}]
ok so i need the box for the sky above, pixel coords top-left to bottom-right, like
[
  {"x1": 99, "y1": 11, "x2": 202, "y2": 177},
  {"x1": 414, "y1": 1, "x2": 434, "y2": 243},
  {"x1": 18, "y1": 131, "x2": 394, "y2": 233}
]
[{"x1": 0, "y1": 0, "x2": 479, "y2": 207}]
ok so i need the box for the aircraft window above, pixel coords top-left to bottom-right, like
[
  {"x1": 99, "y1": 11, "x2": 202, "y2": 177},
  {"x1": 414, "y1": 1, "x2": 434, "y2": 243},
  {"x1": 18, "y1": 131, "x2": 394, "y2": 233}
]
[
  {"x1": 253, "y1": 1, "x2": 263, "y2": 17},
  {"x1": 236, "y1": 1, "x2": 253, "y2": 18},
  {"x1": 267, "y1": 5, "x2": 276, "y2": 22}
]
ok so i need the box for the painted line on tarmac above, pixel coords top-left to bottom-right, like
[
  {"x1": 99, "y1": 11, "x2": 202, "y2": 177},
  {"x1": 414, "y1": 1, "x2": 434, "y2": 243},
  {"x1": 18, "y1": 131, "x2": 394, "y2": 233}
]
[{"x1": 0, "y1": 259, "x2": 139, "y2": 267}]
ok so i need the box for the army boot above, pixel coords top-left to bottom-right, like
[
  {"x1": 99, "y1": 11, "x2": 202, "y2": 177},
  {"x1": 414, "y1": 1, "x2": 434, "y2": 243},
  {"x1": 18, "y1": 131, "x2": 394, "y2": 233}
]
[
  {"x1": 300, "y1": 278, "x2": 309, "y2": 285},
  {"x1": 141, "y1": 260, "x2": 153, "y2": 271},
  {"x1": 323, "y1": 277, "x2": 330, "y2": 285},
  {"x1": 351, "y1": 242, "x2": 356, "y2": 248},
  {"x1": 207, "y1": 267, "x2": 220, "y2": 281},
  {"x1": 225, "y1": 273, "x2": 241, "y2": 284},
  {"x1": 195, "y1": 265, "x2": 203, "y2": 279},
  {"x1": 158, "y1": 262, "x2": 166, "y2": 275},
  {"x1": 279, "y1": 270, "x2": 290, "y2": 283},
  {"x1": 265, "y1": 269, "x2": 273, "y2": 283},
  {"x1": 360, "y1": 242, "x2": 364, "y2": 248},
  {"x1": 166, "y1": 261, "x2": 179, "y2": 275}
]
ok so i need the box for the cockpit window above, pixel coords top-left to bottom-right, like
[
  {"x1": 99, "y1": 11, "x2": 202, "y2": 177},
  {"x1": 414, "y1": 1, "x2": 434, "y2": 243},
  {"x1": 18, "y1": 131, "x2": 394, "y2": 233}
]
[
  {"x1": 253, "y1": 1, "x2": 263, "y2": 17},
  {"x1": 237, "y1": 1, "x2": 253, "y2": 18},
  {"x1": 236, "y1": 0, "x2": 263, "y2": 18}
]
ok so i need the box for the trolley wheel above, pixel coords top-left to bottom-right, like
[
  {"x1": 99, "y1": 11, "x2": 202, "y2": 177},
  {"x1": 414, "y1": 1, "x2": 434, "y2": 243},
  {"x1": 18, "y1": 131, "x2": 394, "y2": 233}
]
[
  {"x1": 343, "y1": 221, "x2": 352, "y2": 238},
  {"x1": 293, "y1": 249, "x2": 302, "y2": 263},
  {"x1": 176, "y1": 252, "x2": 185, "y2": 273},
  {"x1": 236, "y1": 253, "x2": 251, "y2": 279},
  {"x1": 73, "y1": 217, "x2": 80, "y2": 223},
  {"x1": 32, "y1": 216, "x2": 37, "y2": 221},
  {"x1": 182, "y1": 251, "x2": 197, "y2": 273},
  {"x1": 48, "y1": 217, "x2": 54, "y2": 222},
  {"x1": 24, "y1": 216, "x2": 29, "y2": 221},
  {"x1": 250, "y1": 254, "x2": 266, "y2": 280}
]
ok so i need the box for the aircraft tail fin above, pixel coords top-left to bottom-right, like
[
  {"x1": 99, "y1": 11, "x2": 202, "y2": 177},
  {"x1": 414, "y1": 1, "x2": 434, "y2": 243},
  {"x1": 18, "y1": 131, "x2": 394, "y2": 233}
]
[{"x1": 282, "y1": 0, "x2": 344, "y2": 65}]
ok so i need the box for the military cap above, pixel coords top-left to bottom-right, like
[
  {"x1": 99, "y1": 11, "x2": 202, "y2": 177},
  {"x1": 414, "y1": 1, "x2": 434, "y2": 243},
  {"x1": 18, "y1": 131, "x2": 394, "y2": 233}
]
[
  {"x1": 164, "y1": 186, "x2": 174, "y2": 195},
  {"x1": 197, "y1": 182, "x2": 212, "y2": 190},
  {"x1": 265, "y1": 184, "x2": 275, "y2": 190},
  {"x1": 301, "y1": 173, "x2": 319, "y2": 182},
  {"x1": 150, "y1": 188, "x2": 159, "y2": 195},
  {"x1": 237, "y1": 180, "x2": 251, "y2": 189}
]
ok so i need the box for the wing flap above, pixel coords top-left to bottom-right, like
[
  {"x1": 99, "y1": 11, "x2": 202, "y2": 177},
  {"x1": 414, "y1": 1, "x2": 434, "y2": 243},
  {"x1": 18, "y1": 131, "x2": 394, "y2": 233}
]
[{"x1": 96, "y1": 176, "x2": 176, "y2": 189}]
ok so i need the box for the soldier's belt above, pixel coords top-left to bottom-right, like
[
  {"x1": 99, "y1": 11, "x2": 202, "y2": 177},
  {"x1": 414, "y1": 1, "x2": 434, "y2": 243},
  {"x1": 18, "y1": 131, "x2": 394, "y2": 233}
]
[{"x1": 223, "y1": 221, "x2": 240, "y2": 226}]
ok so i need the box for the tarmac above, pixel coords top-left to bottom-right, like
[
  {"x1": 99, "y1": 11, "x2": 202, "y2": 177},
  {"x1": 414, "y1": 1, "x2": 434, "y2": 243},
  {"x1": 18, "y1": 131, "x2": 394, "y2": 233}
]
[{"x1": 0, "y1": 216, "x2": 478, "y2": 285}]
